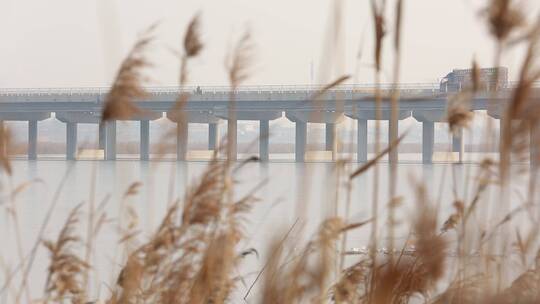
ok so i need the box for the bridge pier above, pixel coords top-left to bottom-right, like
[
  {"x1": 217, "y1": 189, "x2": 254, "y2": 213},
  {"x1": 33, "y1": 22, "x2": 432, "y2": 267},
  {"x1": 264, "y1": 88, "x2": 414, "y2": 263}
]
[
  {"x1": 325, "y1": 123, "x2": 337, "y2": 160},
  {"x1": 167, "y1": 110, "x2": 223, "y2": 160},
  {"x1": 227, "y1": 120, "x2": 237, "y2": 161},
  {"x1": 0, "y1": 112, "x2": 51, "y2": 160},
  {"x1": 452, "y1": 128, "x2": 464, "y2": 163},
  {"x1": 260, "y1": 120, "x2": 270, "y2": 161},
  {"x1": 140, "y1": 120, "x2": 150, "y2": 161},
  {"x1": 28, "y1": 120, "x2": 38, "y2": 160},
  {"x1": 104, "y1": 121, "x2": 117, "y2": 160},
  {"x1": 215, "y1": 110, "x2": 282, "y2": 161},
  {"x1": 295, "y1": 121, "x2": 307, "y2": 162},
  {"x1": 422, "y1": 121, "x2": 435, "y2": 164},
  {"x1": 531, "y1": 122, "x2": 540, "y2": 170},
  {"x1": 176, "y1": 121, "x2": 188, "y2": 161},
  {"x1": 346, "y1": 109, "x2": 411, "y2": 163},
  {"x1": 99, "y1": 123, "x2": 106, "y2": 149},
  {"x1": 286, "y1": 110, "x2": 344, "y2": 161},
  {"x1": 66, "y1": 122, "x2": 77, "y2": 160},
  {"x1": 57, "y1": 112, "x2": 102, "y2": 160},
  {"x1": 208, "y1": 123, "x2": 219, "y2": 151},
  {"x1": 413, "y1": 109, "x2": 460, "y2": 164},
  {"x1": 357, "y1": 119, "x2": 368, "y2": 162}
]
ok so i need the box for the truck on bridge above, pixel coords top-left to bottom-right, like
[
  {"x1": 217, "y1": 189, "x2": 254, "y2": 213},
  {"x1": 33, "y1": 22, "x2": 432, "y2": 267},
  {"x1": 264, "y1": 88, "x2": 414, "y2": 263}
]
[{"x1": 439, "y1": 67, "x2": 508, "y2": 92}]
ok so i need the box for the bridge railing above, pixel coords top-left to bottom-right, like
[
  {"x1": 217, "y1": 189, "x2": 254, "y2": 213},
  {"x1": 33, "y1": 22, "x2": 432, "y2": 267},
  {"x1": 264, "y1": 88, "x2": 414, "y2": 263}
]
[
  {"x1": 0, "y1": 82, "x2": 538, "y2": 97},
  {"x1": 0, "y1": 83, "x2": 440, "y2": 96}
]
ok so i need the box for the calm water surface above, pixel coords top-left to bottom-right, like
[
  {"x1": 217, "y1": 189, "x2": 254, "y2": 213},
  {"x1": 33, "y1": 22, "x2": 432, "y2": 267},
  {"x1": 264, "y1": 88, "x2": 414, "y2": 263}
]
[{"x1": 0, "y1": 159, "x2": 532, "y2": 302}]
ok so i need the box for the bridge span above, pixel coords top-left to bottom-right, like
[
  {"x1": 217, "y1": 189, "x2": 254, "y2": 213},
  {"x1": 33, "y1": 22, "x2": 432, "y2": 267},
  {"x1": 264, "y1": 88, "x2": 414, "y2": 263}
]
[{"x1": 0, "y1": 83, "x2": 535, "y2": 163}]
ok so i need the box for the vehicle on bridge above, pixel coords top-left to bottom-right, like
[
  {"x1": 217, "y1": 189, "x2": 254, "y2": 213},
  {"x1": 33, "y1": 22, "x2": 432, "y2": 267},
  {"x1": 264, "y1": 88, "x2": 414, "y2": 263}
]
[{"x1": 439, "y1": 66, "x2": 508, "y2": 92}]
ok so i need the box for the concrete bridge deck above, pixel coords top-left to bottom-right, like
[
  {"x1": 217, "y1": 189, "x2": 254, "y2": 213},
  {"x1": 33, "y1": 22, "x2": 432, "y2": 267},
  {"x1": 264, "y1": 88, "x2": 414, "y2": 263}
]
[{"x1": 0, "y1": 83, "x2": 538, "y2": 163}]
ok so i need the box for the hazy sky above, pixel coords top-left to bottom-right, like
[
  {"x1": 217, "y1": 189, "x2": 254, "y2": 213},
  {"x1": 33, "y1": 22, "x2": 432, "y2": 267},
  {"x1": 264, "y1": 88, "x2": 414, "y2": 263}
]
[{"x1": 1, "y1": 0, "x2": 539, "y2": 88}]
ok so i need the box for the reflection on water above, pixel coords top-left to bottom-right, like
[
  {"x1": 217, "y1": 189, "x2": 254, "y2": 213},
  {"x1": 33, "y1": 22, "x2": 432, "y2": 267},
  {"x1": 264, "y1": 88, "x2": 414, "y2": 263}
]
[{"x1": 0, "y1": 159, "x2": 533, "y2": 300}]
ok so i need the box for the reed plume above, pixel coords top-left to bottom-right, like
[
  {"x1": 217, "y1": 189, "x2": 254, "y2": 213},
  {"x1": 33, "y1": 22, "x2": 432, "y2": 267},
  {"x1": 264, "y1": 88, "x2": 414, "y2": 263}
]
[
  {"x1": 483, "y1": 0, "x2": 525, "y2": 43},
  {"x1": 101, "y1": 24, "x2": 156, "y2": 121},
  {"x1": 107, "y1": 156, "x2": 257, "y2": 304},
  {"x1": 500, "y1": 20, "x2": 540, "y2": 180},
  {"x1": 42, "y1": 204, "x2": 88, "y2": 303}
]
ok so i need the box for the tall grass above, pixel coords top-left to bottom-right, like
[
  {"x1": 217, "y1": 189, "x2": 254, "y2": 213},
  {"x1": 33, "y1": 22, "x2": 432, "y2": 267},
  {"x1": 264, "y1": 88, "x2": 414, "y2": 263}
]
[{"x1": 2, "y1": 1, "x2": 540, "y2": 303}]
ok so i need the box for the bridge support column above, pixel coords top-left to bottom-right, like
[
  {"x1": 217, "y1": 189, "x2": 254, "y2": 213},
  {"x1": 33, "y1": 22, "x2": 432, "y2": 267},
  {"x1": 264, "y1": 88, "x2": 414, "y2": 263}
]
[
  {"x1": 453, "y1": 128, "x2": 464, "y2": 163},
  {"x1": 140, "y1": 120, "x2": 150, "y2": 161},
  {"x1": 295, "y1": 122, "x2": 307, "y2": 162},
  {"x1": 325, "y1": 123, "x2": 337, "y2": 160},
  {"x1": 208, "y1": 123, "x2": 219, "y2": 151},
  {"x1": 227, "y1": 120, "x2": 237, "y2": 161},
  {"x1": 176, "y1": 121, "x2": 188, "y2": 161},
  {"x1": 531, "y1": 122, "x2": 540, "y2": 170},
  {"x1": 422, "y1": 121, "x2": 435, "y2": 164},
  {"x1": 0, "y1": 121, "x2": 5, "y2": 160},
  {"x1": 28, "y1": 120, "x2": 38, "y2": 160},
  {"x1": 99, "y1": 122, "x2": 106, "y2": 150},
  {"x1": 357, "y1": 119, "x2": 368, "y2": 162},
  {"x1": 105, "y1": 121, "x2": 116, "y2": 160},
  {"x1": 260, "y1": 120, "x2": 270, "y2": 161},
  {"x1": 66, "y1": 122, "x2": 77, "y2": 160},
  {"x1": 389, "y1": 120, "x2": 399, "y2": 164}
]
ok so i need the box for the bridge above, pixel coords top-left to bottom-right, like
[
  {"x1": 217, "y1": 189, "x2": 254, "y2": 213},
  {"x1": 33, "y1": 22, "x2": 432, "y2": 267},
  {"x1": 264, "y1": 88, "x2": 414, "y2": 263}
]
[{"x1": 0, "y1": 83, "x2": 536, "y2": 163}]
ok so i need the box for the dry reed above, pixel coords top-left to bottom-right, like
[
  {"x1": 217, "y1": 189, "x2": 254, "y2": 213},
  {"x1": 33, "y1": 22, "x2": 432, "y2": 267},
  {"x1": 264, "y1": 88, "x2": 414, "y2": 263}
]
[
  {"x1": 101, "y1": 24, "x2": 157, "y2": 122},
  {"x1": 42, "y1": 204, "x2": 88, "y2": 304},
  {"x1": 7, "y1": 2, "x2": 540, "y2": 304}
]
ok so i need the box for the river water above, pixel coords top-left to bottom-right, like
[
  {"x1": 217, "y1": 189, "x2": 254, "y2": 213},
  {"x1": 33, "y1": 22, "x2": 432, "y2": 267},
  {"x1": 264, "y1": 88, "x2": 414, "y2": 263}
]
[{"x1": 0, "y1": 158, "x2": 534, "y2": 302}]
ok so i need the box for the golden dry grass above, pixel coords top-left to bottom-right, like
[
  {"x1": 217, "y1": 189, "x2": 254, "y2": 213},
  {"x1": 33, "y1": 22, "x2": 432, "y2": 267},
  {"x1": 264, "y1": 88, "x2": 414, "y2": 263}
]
[{"x1": 3, "y1": 1, "x2": 540, "y2": 304}]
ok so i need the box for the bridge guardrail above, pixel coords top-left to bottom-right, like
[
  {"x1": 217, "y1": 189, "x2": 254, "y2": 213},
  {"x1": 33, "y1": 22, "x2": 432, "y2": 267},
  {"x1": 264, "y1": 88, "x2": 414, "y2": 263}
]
[{"x1": 0, "y1": 82, "x2": 537, "y2": 98}]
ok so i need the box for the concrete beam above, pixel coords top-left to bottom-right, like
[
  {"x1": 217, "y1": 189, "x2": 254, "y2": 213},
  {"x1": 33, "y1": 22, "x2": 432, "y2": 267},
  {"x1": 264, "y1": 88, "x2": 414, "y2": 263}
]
[
  {"x1": 346, "y1": 109, "x2": 411, "y2": 121},
  {"x1": 422, "y1": 121, "x2": 435, "y2": 164},
  {"x1": 412, "y1": 109, "x2": 447, "y2": 123},
  {"x1": 140, "y1": 120, "x2": 150, "y2": 160},
  {"x1": 66, "y1": 122, "x2": 77, "y2": 160},
  {"x1": 260, "y1": 120, "x2": 270, "y2": 161},
  {"x1": 295, "y1": 121, "x2": 307, "y2": 162},
  {"x1": 0, "y1": 112, "x2": 50, "y2": 121},
  {"x1": 215, "y1": 110, "x2": 282, "y2": 121},
  {"x1": 56, "y1": 112, "x2": 101, "y2": 124},
  {"x1": 286, "y1": 111, "x2": 344, "y2": 124},
  {"x1": 28, "y1": 120, "x2": 38, "y2": 160},
  {"x1": 167, "y1": 110, "x2": 219, "y2": 124},
  {"x1": 357, "y1": 119, "x2": 368, "y2": 162},
  {"x1": 57, "y1": 111, "x2": 161, "y2": 124}
]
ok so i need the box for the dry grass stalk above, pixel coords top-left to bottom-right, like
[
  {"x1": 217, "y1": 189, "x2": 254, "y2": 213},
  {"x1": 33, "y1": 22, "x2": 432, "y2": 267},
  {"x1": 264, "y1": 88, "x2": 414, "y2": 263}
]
[
  {"x1": 106, "y1": 157, "x2": 258, "y2": 304},
  {"x1": 260, "y1": 217, "x2": 367, "y2": 304},
  {"x1": 483, "y1": 0, "x2": 525, "y2": 43},
  {"x1": 162, "y1": 14, "x2": 205, "y2": 162},
  {"x1": 224, "y1": 30, "x2": 255, "y2": 160},
  {"x1": 500, "y1": 21, "x2": 540, "y2": 180},
  {"x1": 0, "y1": 122, "x2": 12, "y2": 176},
  {"x1": 226, "y1": 30, "x2": 255, "y2": 89},
  {"x1": 102, "y1": 24, "x2": 157, "y2": 122},
  {"x1": 370, "y1": 0, "x2": 387, "y2": 72},
  {"x1": 180, "y1": 13, "x2": 203, "y2": 85},
  {"x1": 350, "y1": 132, "x2": 407, "y2": 179},
  {"x1": 43, "y1": 204, "x2": 88, "y2": 303},
  {"x1": 447, "y1": 93, "x2": 474, "y2": 134},
  {"x1": 311, "y1": 75, "x2": 351, "y2": 100}
]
